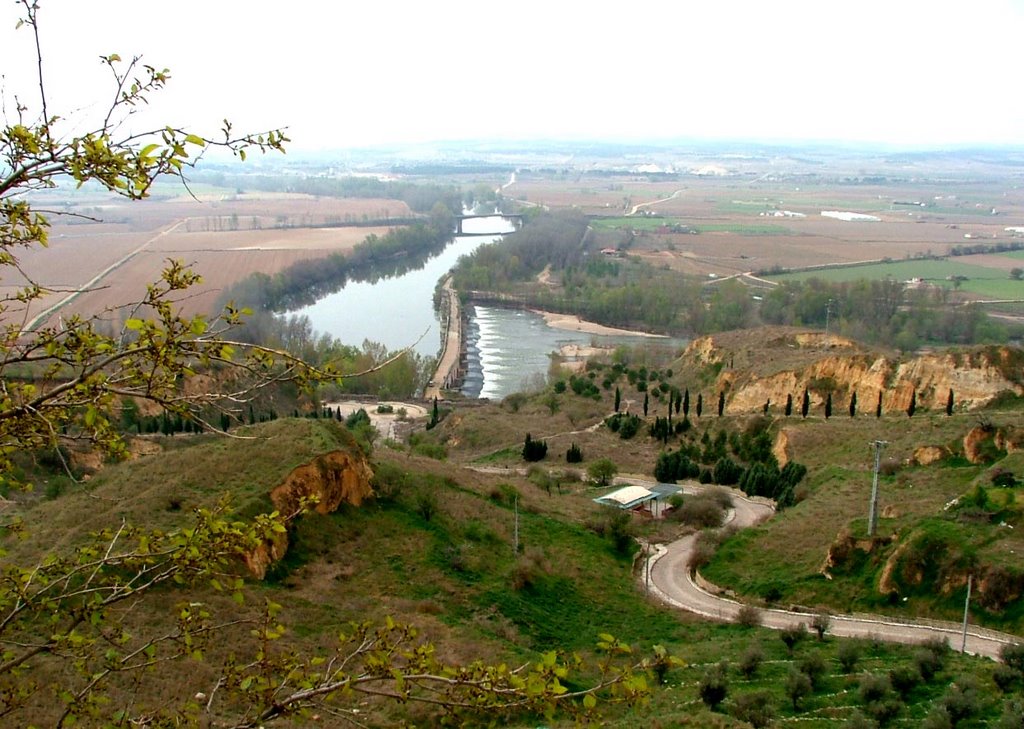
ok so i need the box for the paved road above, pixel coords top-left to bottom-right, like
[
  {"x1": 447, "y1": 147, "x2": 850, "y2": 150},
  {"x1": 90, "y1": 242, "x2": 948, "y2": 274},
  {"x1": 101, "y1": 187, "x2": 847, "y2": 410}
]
[{"x1": 643, "y1": 482, "x2": 1018, "y2": 661}]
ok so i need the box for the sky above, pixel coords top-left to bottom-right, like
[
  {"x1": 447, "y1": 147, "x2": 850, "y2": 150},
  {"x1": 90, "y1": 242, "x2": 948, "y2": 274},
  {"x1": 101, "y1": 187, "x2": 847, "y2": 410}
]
[{"x1": 2, "y1": 0, "x2": 1024, "y2": 153}]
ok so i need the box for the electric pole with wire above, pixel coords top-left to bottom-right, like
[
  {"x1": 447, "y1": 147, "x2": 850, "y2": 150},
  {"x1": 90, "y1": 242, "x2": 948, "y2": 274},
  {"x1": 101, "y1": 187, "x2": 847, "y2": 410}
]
[{"x1": 868, "y1": 440, "x2": 888, "y2": 536}]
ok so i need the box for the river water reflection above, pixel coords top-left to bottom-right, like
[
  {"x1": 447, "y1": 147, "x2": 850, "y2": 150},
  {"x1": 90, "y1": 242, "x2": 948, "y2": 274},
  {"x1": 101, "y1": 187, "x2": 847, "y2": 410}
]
[
  {"x1": 291, "y1": 216, "x2": 513, "y2": 358},
  {"x1": 292, "y1": 215, "x2": 684, "y2": 400}
]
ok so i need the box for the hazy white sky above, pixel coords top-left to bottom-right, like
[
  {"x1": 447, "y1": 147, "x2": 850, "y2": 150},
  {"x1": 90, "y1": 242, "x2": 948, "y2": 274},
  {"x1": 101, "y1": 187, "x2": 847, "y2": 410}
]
[{"x1": 3, "y1": 0, "x2": 1024, "y2": 152}]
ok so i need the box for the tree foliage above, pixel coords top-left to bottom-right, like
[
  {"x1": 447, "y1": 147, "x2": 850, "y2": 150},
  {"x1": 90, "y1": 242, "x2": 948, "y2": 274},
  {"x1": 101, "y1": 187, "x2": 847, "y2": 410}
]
[{"x1": 0, "y1": 5, "x2": 677, "y2": 724}]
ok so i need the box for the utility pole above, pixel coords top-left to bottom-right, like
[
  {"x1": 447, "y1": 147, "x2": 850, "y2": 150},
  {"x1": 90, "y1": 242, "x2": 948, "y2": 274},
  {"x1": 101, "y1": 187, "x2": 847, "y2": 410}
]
[
  {"x1": 868, "y1": 440, "x2": 888, "y2": 536},
  {"x1": 961, "y1": 573, "x2": 973, "y2": 653},
  {"x1": 514, "y1": 494, "x2": 520, "y2": 555},
  {"x1": 824, "y1": 298, "x2": 835, "y2": 346}
]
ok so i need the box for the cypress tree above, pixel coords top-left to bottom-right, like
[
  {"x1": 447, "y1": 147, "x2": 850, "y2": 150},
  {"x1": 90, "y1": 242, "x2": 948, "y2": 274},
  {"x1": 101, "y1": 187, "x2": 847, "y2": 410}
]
[
  {"x1": 824, "y1": 392, "x2": 832, "y2": 419},
  {"x1": 876, "y1": 391, "x2": 883, "y2": 418},
  {"x1": 682, "y1": 388, "x2": 690, "y2": 417},
  {"x1": 849, "y1": 391, "x2": 857, "y2": 417},
  {"x1": 718, "y1": 391, "x2": 725, "y2": 417},
  {"x1": 801, "y1": 389, "x2": 809, "y2": 418},
  {"x1": 614, "y1": 386, "x2": 621, "y2": 413},
  {"x1": 785, "y1": 393, "x2": 793, "y2": 417},
  {"x1": 946, "y1": 388, "x2": 954, "y2": 416},
  {"x1": 643, "y1": 392, "x2": 649, "y2": 417},
  {"x1": 907, "y1": 389, "x2": 917, "y2": 417},
  {"x1": 674, "y1": 389, "x2": 681, "y2": 415},
  {"x1": 696, "y1": 393, "x2": 703, "y2": 418}
]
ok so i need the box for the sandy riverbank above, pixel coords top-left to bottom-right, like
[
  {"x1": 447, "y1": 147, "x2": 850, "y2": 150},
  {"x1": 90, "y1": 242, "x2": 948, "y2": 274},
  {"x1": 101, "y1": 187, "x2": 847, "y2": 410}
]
[{"x1": 536, "y1": 310, "x2": 667, "y2": 338}]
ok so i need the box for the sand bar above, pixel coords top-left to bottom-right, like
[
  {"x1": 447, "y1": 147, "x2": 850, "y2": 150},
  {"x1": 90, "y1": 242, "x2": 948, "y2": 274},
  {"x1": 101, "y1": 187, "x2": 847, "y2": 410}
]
[{"x1": 535, "y1": 310, "x2": 666, "y2": 338}]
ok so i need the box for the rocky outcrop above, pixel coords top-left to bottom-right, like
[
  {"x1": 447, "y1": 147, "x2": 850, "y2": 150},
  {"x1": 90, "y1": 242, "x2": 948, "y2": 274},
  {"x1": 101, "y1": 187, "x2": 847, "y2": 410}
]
[
  {"x1": 270, "y1": 450, "x2": 374, "y2": 516},
  {"x1": 684, "y1": 333, "x2": 1023, "y2": 415},
  {"x1": 912, "y1": 446, "x2": 949, "y2": 466},
  {"x1": 245, "y1": 450, "x2": 374, "y2": 579}
]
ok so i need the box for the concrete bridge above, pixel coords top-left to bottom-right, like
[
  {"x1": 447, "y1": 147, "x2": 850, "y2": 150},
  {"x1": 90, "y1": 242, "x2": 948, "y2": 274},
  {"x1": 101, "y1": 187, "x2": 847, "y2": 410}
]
[{"x1": 455, "y1": 214, "x2": 523, "y2": 236}]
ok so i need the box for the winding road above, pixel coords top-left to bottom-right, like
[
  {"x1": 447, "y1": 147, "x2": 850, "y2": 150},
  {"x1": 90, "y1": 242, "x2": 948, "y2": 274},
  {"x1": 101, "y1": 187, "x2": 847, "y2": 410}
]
[{"x1": 642, "y1": 482, "x2": 1018, "y2": 661}]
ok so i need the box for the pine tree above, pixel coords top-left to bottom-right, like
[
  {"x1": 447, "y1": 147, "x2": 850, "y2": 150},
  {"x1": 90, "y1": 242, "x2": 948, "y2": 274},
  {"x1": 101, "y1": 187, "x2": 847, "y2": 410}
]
[{"x1": 849, "y1": 391, "x2": 857, "y2": 417}]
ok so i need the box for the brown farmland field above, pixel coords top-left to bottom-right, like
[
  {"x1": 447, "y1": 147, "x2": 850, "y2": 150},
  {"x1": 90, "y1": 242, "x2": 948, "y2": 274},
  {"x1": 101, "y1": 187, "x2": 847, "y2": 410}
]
[{"x1": 4, "y1": 192, "x2": 414, "y2": 326}]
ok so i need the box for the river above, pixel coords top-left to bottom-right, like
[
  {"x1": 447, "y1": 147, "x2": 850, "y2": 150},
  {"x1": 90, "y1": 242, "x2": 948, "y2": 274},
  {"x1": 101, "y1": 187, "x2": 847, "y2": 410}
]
[{"x1": 292, "y1": 215, "x2": 681, "y2": 400}]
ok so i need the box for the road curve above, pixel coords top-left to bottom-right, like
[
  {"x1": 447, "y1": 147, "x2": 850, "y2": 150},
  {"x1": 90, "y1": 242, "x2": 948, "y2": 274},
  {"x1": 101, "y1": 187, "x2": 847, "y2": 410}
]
[{"x1": 643, "y1": 482, "x2": 1018, "y2": 661}]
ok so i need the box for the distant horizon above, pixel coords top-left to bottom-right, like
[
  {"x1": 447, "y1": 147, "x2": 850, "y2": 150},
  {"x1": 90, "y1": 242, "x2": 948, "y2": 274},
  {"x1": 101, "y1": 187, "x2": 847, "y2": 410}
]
[{"x1": 7, "y1": 1, "x2": 1022, "y2": 155}]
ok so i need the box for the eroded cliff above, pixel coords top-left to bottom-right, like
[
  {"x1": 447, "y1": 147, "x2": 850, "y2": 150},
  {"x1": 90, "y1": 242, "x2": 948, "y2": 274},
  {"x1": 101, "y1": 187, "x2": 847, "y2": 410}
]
[
  {"x1": 245, "y1": 450, "x2": 374, "y2": 578},
  {"x1": 682, "y1": 331, "x2": 1023, "y2": 415}
]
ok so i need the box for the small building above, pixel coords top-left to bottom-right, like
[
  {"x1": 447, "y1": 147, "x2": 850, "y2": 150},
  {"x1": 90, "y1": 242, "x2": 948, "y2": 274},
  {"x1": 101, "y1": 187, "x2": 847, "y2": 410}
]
[{"x1": 593, "y1": 483, "x2": 682, "y2": 518}]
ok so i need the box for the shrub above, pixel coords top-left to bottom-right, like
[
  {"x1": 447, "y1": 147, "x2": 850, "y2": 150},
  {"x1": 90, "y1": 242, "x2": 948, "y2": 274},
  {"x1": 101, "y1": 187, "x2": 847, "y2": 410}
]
[
  {"x1": 415, "y1": 490, "x2": 438, "y2": 522},
  {"x1": 780, "y1": 623, "x2": 807, "y2": 655},
  {"x1": 784, "y1": 667, "x2": 812, "y2": 710},
  {"x1": 565, "y1": 442, "x2": 583, "y2": 463},
  {"x1": 837, "y1": 641, "x2": 861, "y2": 673},
  {"x1": 888, "y1": 664, "x2": 921, "y2": 699},
  {"x1": 673, "y1": 494, "x2": 726, "y2": 528},
  {"x1": 998, "y1": 698, "x2": 1024, "y2": 729},
  {"x1": 521, "y1": 433, "x2": 548, "y2": 461},
  {"x1": 510, "y1": 547, "x2": 551, "y2": 590},
  {"x1": 1001, "y1": 642, "x2": 1024, "y2": 672},
  {"x1": 993, "y1": 663, "x2": 1021, "y2": 693},
  {"x1": 938, "y1": 676, "x2": 980, "y2": 725},
  {"x1": 730, "y1": 690, "x2": 776, "y2": 728},
  {"x1": 812, "y1": 612, "x2": 831, "y2": 640},
  {"x1": 698, "y1": 661, "x2": 729, "y2": 710},
  {"x1": 798, "y1": 651, "x2": 829, "y2": 690},
  {"x1": 737, "y1": 642, "x2": 764, "y2": 678},
  {"x1": 736, "y1": 605, "x2": 762, "y2": 628}
]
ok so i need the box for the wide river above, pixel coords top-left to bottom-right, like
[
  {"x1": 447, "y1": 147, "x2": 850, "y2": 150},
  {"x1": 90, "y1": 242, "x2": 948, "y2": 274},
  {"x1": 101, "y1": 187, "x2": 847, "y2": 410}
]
[{"x1": 292, "y1": 216, "x2": 680, "y2": 399}]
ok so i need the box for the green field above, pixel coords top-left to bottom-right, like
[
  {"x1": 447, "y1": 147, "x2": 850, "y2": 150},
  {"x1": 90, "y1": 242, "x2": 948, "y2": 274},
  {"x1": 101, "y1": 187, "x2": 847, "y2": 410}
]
[
  {"x1": 591, "y1": 216, "x2": 790, "y2": 236},
  {"x1": 770, "y1": 258, "x2": 1024, "y2": 299}
]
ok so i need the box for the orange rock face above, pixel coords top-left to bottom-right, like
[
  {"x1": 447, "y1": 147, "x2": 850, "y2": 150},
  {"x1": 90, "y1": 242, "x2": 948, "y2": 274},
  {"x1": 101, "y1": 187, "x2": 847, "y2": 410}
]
[{"x1": 245, "y1": 450, "x2": 374, "y2": 578}]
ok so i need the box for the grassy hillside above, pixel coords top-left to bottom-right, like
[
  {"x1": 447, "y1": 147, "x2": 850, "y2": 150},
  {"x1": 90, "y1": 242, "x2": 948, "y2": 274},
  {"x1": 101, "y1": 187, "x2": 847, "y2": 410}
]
[{"x1": 7, "y1": 337, "x2": 1024, "y2": 724}]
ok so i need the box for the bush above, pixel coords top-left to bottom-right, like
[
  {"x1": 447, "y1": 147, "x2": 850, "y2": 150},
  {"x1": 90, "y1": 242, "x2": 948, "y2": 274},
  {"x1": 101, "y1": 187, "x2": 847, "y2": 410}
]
[
  {"x1": 888, "y1": 664, "x2": 921, "y2": 699},
  {"x1": 736, "y1": 605, "x2": 762, "y2": 628},
  {"x1": 510, "y1": 548, "x2": 551, "y2": 591},
  {"x1": 415, "y1": 490, "x2": 438, "y2": 522},
  {"x1": 730, "y1": 690, "x2": 776, "y2": 728},
  {"x1": 938, "y1": 676, "x2": 980, "y2": 725},
  {"x1": 837, "y1": 641, "x2": 861, "y2": 674},
  {"x1": 521, "y1": 433, "x2": 548, "y2": 462},
  {"x1": 780, "y1": 623, "x2": 807, "y2": 655},
  {"x1": 1001, "y1": 642, "x2": 1024, "y2": 672},
  {"x1": 784, "y1": 667, "x2": 812, "y2": 710},
  {"x1": 673, "y1": 494, "x2": 726, "y2": 528},
  {"x1": 798, "y1": 651, "x2": 829, "y2": 690},
  {"x1": 698, "y1": 661, "x2": 729, "y2": 711},
  {"x1": 993, "y1": 663, "x2": 1021, "y2": 693},
  {"x1": 737, "y1": 642, "x2": 764, "y2": 678},
  {"x1": 812, "y1": 612, "x2": 831, "y2": 640}
]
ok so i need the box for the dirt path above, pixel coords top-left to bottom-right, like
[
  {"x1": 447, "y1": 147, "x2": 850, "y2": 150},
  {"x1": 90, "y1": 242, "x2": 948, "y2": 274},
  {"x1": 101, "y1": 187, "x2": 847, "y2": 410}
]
[
  {"x1": 642, "y1": 480, "x2": 1017, "y2": 660},
  {"x1": 628, "y1": 189, "x2": 683, "y2": 216},
  {"x1": 26, "y1": 218, "x2": 187, "y2": 330}
]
